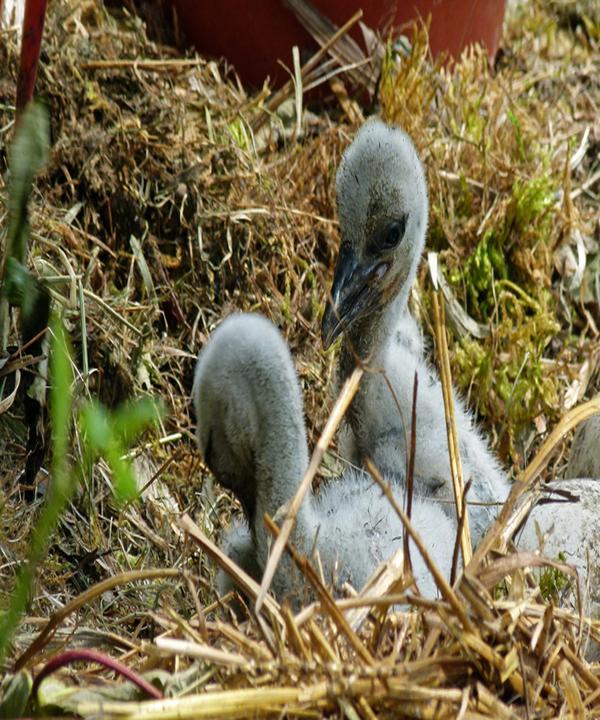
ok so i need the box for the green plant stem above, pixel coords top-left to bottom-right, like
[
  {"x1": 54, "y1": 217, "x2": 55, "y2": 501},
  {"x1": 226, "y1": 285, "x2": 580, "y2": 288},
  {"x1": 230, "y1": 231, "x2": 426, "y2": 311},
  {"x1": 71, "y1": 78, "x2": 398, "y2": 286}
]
[{"x1": 0, "y1": 318, "x2": 74, "y2": 664}]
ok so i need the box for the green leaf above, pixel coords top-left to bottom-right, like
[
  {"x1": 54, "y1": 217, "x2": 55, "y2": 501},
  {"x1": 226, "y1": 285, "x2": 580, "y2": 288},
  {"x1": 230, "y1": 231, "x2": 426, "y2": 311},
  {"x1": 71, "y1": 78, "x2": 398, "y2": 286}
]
[
  {"x1": 3, "y1": 257, "x2": 51, "y2": 368},
  {"x1": 37, "y1": 677, "x2": 146, "y2": 715},
  {"x1": 79, "y1": 397, "x2": 163, "y2": 505},
  {"x1": 0, "y1": 671, "x2": 32, "y2": 719},
  {"x1": 6, "y1": 101, "x2": 50, "y2": 265},
  {"x1": 0, "y1": 317, "x2": 78, "y2": 664},
  {"x1": 2, "y1": 258, "x2": 31, "y2": 305},
  {"x1": 80, "y1": 401, "x2": 111, "y2": 455},
  {"x1": 112, "y1": 397, "x2": 163, "y2": 446},
  {"x1": 105, "y1": 442, "x2": 138, "y2": 505},
  {"x1": 50, "y1": 318, "x2": 74, "y2": 486}
]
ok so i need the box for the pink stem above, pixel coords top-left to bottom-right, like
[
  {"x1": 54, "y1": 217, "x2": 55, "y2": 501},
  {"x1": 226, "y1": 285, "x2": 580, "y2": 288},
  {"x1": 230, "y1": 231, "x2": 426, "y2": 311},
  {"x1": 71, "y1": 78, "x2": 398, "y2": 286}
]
[
  {"x1": 16, "y1": 0, "x2": 48, "y2": 114},
  {"x1": 32, "y1": 648, "x2": 163, "y2": 701}
]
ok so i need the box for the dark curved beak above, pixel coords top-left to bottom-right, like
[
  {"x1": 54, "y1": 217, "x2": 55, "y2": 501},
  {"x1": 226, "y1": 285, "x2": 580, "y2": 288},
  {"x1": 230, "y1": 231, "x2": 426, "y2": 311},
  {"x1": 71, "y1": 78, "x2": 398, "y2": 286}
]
[{"x1": 322, "y1": 245, "x2": 388, "y2": 349}]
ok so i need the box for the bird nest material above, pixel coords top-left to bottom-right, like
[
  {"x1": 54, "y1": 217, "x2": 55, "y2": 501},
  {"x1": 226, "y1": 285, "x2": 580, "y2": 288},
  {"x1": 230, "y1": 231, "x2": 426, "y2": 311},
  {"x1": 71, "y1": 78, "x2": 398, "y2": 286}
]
[{"x1": 0, "y1": 0, "x2": 599, "y2": 717}]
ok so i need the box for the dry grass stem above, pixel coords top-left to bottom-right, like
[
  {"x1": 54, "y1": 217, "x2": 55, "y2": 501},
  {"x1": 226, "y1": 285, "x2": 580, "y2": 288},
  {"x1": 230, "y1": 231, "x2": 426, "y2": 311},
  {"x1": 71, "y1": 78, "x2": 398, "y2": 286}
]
[
  {"x1": 250, "y1": 7, "x2": 363, "y2": 133},
  {"x1": 431, "y1": 288, "x2": 473, "y2": 566},
  {"x1": 178, "y1": 514, "x2": 282, "y2": 622},
  {"x1": 14, "y1": 568, "x2": 182, "y2": 671},
  {"x1": 264, "y1": 513, "x2": 375, "y2": 666},
  {"x1": 365, "y1": 459, "x2": 475, "y2": 634},
  {"x1": 256, "y1": 366, "x2": 363, "y2": 613}
]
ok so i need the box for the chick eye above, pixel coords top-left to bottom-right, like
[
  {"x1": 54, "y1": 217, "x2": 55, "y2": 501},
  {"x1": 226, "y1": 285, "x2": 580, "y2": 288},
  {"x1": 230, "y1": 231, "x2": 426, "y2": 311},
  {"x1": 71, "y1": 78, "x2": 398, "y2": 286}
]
[{"x1": 382, "y1": 216, "x2": 407, "y2": 250}]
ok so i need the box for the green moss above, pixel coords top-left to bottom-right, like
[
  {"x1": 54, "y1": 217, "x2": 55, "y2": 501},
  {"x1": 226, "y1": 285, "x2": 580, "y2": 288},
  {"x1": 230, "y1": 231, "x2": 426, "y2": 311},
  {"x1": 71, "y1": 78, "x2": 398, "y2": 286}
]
[
  {"x1": 506, "y1": 107, "x2": 527, "y2": 162},
  {"x1": 427, "y1": 218, "x2": 448, "y2": 252},
  {"x1": 509, "y1": 174, "x2": 555, "y2": 233},
  {"x1": 463, "y1": 95, "x2": 488, "y2": 150},
  {"x1": 461, "y1": 172, "x2": 555, "y2": 321},
  {"x1": 539, "y1": 551, "x2": 569, "y2": 602},
  {"x1": 454, "y1": 281, "x2": 559, "y2": 456},
  {"x1": 456, "y1": 174, "x2": 474, "y2": 218},
  {"x1": 463, "y1": 230, "x2": 509, "y2": 320},
  {"x1": 227, "y1": 116, "x2": 251, "y2": 152},
  {"x1": 454, "y1": 338, "x2": 492, "y2": 403}
]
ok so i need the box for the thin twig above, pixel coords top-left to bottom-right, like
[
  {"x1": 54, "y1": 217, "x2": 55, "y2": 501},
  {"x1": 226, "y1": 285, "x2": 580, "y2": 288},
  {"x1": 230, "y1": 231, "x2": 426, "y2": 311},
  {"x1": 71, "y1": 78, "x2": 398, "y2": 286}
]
[
  {"x1": 431, "y1": 288, "x2": 472, "y2": 565},
  {"x1": 404, "y1": 372, "x2": 418, "y2": 586},
  {"x1": 14, "y1": 569, "x2": 182, "y2": 671},
  {"x1": 81, "y1": 58, "x2": 206, "y2": 71},
  {"x1": 255, "y1": 366, "x2": 363, "y2": 614},
  {"x1": 365, "y1": 459, "x2": 475, "y2": 634},
  {"x1": 263, "y1": 514, "x2": 375, "y2": 666},
  {"x1": 250, "y1": 9, "x2": 363, "y2": 133},
  {"x1": 82, "y1": 288, "x2": 143, "y2": 336},
  {"x1": 467, "y1": 395, "x2": 600, "y2": 575},
  {"x1": 178, "y1": 514, "x2": 282, "y2": 623}
]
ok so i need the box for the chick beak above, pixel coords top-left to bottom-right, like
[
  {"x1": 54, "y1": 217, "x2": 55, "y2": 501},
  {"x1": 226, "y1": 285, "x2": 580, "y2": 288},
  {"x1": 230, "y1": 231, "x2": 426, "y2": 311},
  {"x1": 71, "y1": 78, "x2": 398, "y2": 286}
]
[{"x1": 322, "y1": 245, "x2": 389, "y2": 349}]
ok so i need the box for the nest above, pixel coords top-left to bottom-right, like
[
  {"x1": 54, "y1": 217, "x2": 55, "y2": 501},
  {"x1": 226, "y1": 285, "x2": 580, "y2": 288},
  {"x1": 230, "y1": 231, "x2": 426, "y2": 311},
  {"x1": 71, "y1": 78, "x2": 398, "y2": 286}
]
[{"x1": 0, "y1": 0, "x2": 599, "y2": 716}]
